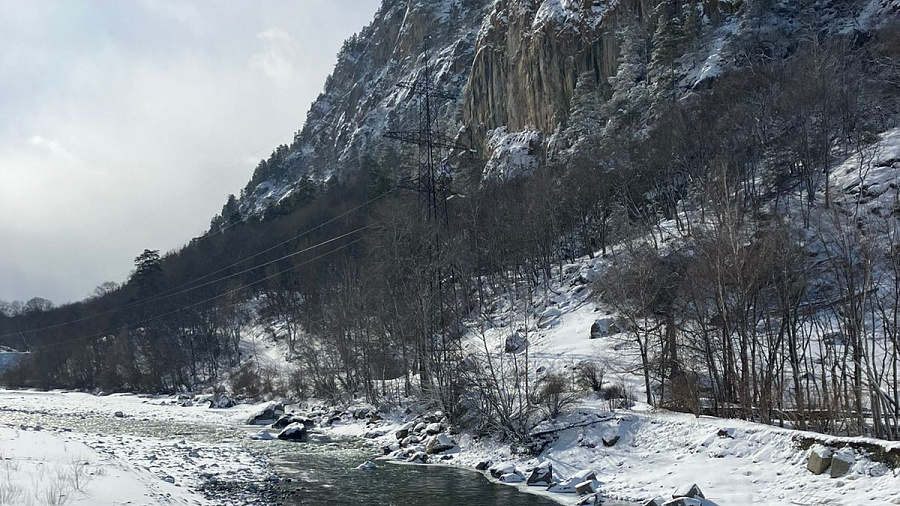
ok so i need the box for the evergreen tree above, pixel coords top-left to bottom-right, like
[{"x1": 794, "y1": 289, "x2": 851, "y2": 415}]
[
  {"x1": 649, "y1": 3, "x2": 684, "y2": 104},
  {"x1": 567, "y1": 71, "x2": 606, "y2": 145},
  {"x1": 132, "y1": 249, "x2": 163, "y2": 296}
]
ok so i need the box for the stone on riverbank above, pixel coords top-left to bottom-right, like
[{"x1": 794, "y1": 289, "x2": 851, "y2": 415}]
[
  {"x1": 807, "y1": 446, "x2": 833, "y2": 475},
  {"x1": 276, "y1": 422, "x2": 308, "y2": 442},
  {"x1": 526, "y1": 462, "x2": 553, "y2": 486}
]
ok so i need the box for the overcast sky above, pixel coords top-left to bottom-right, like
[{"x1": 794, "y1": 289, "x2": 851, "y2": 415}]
[{"x1": 0, "y1": 0, "x2": 381, "y2": 304}]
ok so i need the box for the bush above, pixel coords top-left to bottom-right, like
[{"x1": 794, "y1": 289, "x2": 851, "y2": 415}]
[
  {"x1": 600, "y1": 382, "x2": 634, "y2": 410},
  {"x1": 575, "y1": 361, "x2": 604, "y2": 392},
  {"x1": 535, "y1": 372, "x2": 580, "y2": 419},
  {"x1": 229, "y1": 363, "x2": 276, "y2": 400}
]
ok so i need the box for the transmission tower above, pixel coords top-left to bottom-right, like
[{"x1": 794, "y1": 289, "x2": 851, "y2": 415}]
[
  {"x1": 383, "y1": 41, "x2": 470, "y2": 408},
  {"x1": 384, "y1": 42, "x2": 469, "y2": 223}
]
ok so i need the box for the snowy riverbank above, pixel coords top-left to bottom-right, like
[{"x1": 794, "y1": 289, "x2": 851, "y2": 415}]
[
  {"x1": 312, "y1": 400, "x2": 900, "y2": 506},
  {"x1": 0, "y1": 390, "x2": 276, "y2": 506}
]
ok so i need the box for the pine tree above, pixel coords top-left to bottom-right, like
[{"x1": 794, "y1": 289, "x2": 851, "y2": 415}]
[
  {"x1": 567, "y1": 71, "x2": 606, "y2": 145},
  {"x1": 604, "y1": 23, "x2": 652, "y2": 136},
  {"x1": 649, "y1": 3, "x2": 684, "y2": 104}
]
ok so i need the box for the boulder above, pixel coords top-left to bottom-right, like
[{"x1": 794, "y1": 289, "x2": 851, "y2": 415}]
[
  {"x1": 407, "y1": 451, "x2": 428, "y2": 464},
  {"x1": 247, "y1": 403, "x2": 285, "y2": 425},
  {"x1": 602, "y1": 435, "x2": 620, "y2": 447},
  {"x1": 208, "y1": 393, "x2": 234, "y2": 409},
  {"x1": 499, "y1": 472, "x2": 525, "y2": 483},
  {"x1": 114, "y1": 411, "x2": 125, "y2": 418},
  {"x1": 355, "y1": 461, "x2": 377, "y2": 470},
  {"x1": 643, "y1": 498, "x2": 666, "y2": 506},
  {"x1": 276, "y1": 422, "x2": 308, "y2": 442},
  {"x1": 425, "y1": 422, "x2": 442, "y2": 435},
  {"x1": 807, "y1": 446, "x2": 833, "y2": 475},
  {"x1": 547, "y1": 470, "x2": 597, "y2": 494},
  {"x1": 546, "y1": 481, "x2": 578, "y2": 494},
  {"x1": 526, "y1": 462, "x2": 553, "y2": 486},
  {"x1": 250, "y1": 430, "x2": 276, "y2": 441},
  {"x1": 590, "y1": 317, "x2": 614, "y2": 339},
  {"x1": 489, "y1": 462, "x2": 517, "y2": 479},
  {"x1": 672, "y1": 483, "x2": 705, "y2": 499},
  {"x1": 425, "y1": 433, "x2": 455, "y2": 454},
  {"x1": 272, "y1": 415, "x2": 297, "y2": 430},
  {"x1": 414, "y1": 422, "x2": 427, "y2": 433},
  {"x1": 504, "y1": 332, "x2": 527, "y2": 353},
  {"x1": 576, "y1": 480, "x2": 600, "y2": 496},
  {"x1": 395, "y1": 422, "x2": 414, "y2": 440},
  {"x1": 475, "y1": 461, "x2": 491, "y2": 471},
  {"x1": 830, "y1": 450, "x2": 855, "y2": 478},
  {"x1": 401, "y1": 435, "x2": 421, "y2": 447}
]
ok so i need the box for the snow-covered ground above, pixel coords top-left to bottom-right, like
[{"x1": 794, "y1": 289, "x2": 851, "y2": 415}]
[{"x1": 0, "y1": 390, "x2": 274, "y2": 506}]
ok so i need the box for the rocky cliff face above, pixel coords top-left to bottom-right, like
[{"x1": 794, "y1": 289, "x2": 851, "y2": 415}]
[{"x1": 236, "y1": 0, "x2": 892, "y2": 216}]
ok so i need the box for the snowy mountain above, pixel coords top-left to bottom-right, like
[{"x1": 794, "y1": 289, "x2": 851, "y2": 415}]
[{"x1": 233, "y1": 0, "x2": 899, "y2": 219}]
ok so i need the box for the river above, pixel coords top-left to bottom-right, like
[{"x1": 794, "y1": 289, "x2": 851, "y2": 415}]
[{"x1": 0, "y1": 391, "x2": 637, "y2": 506}]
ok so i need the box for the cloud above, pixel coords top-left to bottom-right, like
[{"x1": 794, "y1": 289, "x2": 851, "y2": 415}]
[
  {"x1": 0, "y1": 0, "x2": 381, "y2": 303},
  {"x1": 28, "y1": 135, "x2": 78, "y2": 163},
  {"x1": 252, "y1": 29, "x2": 304, "y2": 87}
]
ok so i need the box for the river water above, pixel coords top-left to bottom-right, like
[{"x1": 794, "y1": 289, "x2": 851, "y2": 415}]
[{"x1": 0, "y1": 399, "x2": 634, "y2": 506}]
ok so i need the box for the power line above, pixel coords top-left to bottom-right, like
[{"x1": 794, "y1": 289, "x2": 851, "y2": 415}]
[
  {"x1": 0, "y1": 224, "x2": 368, "y2": 340},
  {"x1": 29, "y1": 236, "x2": 365, "y2": 352},
  {"x1": 0, "y1": 195, "x2": 389, "y2": 342},
  {"x1": 50, "y1": 125, "x2": 306, "y2": 304}
]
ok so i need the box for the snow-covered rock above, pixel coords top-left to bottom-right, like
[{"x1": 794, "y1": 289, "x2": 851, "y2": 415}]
[
  {"x1": 250, "y1": 430, "x2": 276, "y2": 441},
  {"x1": 672, "y1": 483, "x2": 705, "y2": 499},
  {"x1": 830, "y1": 449, "x2": 855, "y2": 478},
  {"x1": 425, "y1": 433, "x2": 456, "y2": 454},
  {"x1": 499, "y1": 471, "x2": 525, "y2": 483},
  {"x1": 276, "y1": 422, "x2": 308, "y2": 442},
  {"x1": 526, "y1": 461, "x2": 553, "y2": 486},
  {"x1": 356, "y1": 461, "x2": 377, "y2": 470},
  {"x1": 807, "y1": 445, "x2": 833, "y2": 475},
  {"x1": 489, "y1": 462, "x2": 517, "y2": 479},
  {"x1": 247, "y1": 402, "x2": 285, "y2": 425}
]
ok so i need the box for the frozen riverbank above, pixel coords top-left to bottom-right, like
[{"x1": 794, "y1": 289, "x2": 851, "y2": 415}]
[{"x1": 311, "y1": 400, "x2": 900, "y2": 506}]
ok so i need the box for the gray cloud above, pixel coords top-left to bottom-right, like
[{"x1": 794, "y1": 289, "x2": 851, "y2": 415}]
[{"x1": 0, "y1": 0, "x2": 381, "y2": 303}]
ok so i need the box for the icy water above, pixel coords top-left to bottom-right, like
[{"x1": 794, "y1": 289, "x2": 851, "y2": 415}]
[
  {"x1": 0, "y1": 403, "x2": 634, "y2": 505},
  {"x1": 267, "y1": 439, "x2": 565, "y2": 506}
]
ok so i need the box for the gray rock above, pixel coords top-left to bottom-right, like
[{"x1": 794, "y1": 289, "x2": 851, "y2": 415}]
[
  {"x1": 504, "y1": 332, "x2": 527, "y2": 353},
  {"x1": 672, "y1": 483, "x2": 705, "y2": 499},
  {"x1": 526, "y1": 462, "x2": 553, "y2": 486},
  {"x1": 208, "y1": 393, "x2": 235, "y2": 409},
  {"x1": 489, "y1": 462, "x2": 517, "y2": 479},
  {"x1": 407, "y1": 451, "x2": 428, "y2": 464},
  {"x1": 830, "y1": 450, "x2": 855, "y2": 478},
  {"x1": 602, "y1": 435, "x2": 620, "y2": 447},
  {"x1": 499, "y1": 472, "x2": 525, "y2": 483},
  {"x1": 276, "y1": 422, "x2": 308, "y2": 442},
  {"x1": 425, "y1": 422, "x2": 442, "y2": 435},
  {"x1": 114, "y1": 411, "x2": 125, "y2": 418},
  {"x1": 575, "y1": 480, "x2": 599, "y2": 496},
  {"x1": 401, "y1": 435, "x2": 421, "y2": 447},
  {"x1": 247, "y1": 403, "x2": 285, "y2": 425},
  {"x1": 807, "y1": 446, "x2": 833, "y2": 475},
  {"x1": 475, "y1": 461, "x2": 491, "y2": 471},
  {"x1": 425, "y1": 433, "x2": 455, "y2": 454}
]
